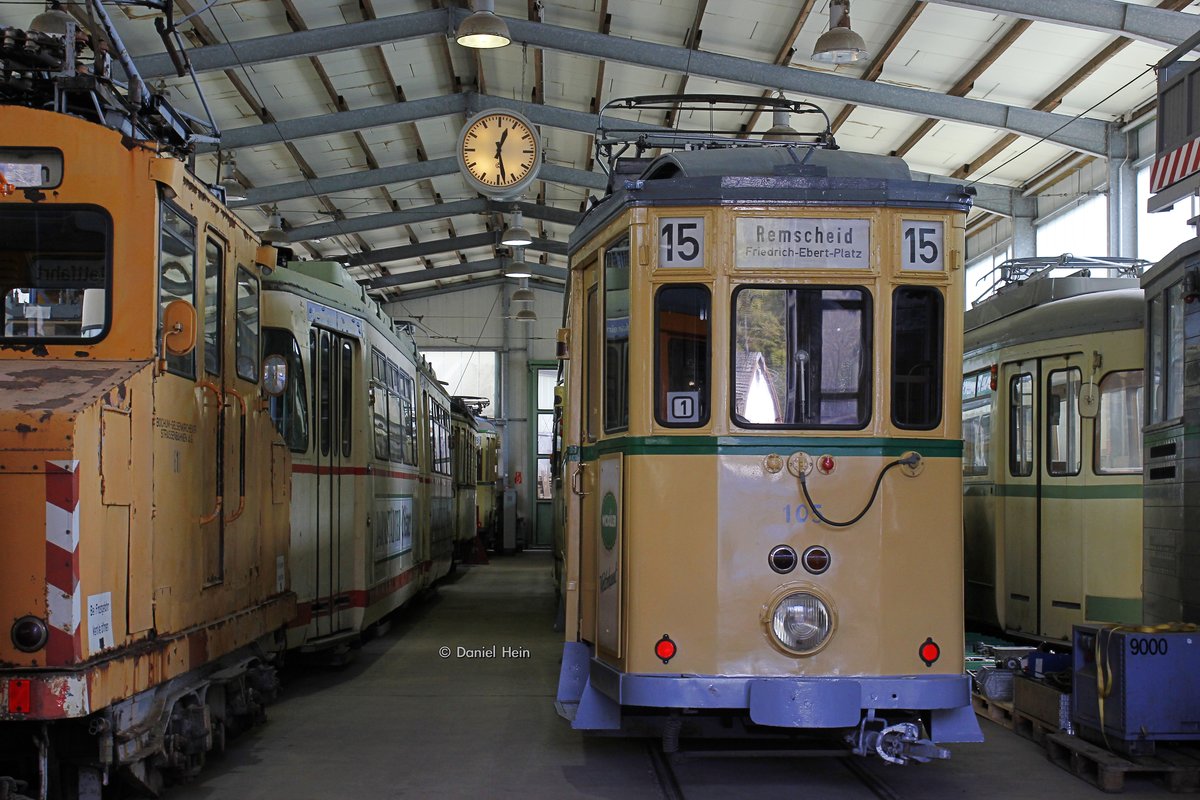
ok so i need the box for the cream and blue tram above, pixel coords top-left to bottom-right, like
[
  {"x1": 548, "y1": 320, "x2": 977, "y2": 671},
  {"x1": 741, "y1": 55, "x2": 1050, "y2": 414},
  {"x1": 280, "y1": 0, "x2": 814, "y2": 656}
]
[
  {"x1": 962, "y1": 258, "x2": 1147, "y2": 641},
  {"x1": 555, "y1": 96, "x2": 981, "y2": 761},
  {"x1": 1140, "y1": 240, "x2": 1200, "y2": 625},
  {"x1": 450, "y1": 397, "x2": 481, "y2": 560},
  {"x1": 261, "y1": 261, "x2": 454, "y2": 654}
]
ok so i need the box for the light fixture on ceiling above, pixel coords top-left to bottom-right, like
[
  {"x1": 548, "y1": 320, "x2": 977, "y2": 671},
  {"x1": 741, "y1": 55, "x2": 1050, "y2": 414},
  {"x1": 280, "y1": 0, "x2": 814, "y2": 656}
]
[
  {"x1": 506, "y1": 247, "x2": 532, "y2": 279},
  {"x1": 218, "y1": 152, "x2": 247, "y2": 201},
  {"x1": 811, "y1": 0, "x2": 869, "y2": 64},
  {"x1": 30, "y1": 1, "x2": 72, "y2": 35},
  {"x1": 261, "y1": 205, "x2": 286, "y2": 243},
  {"x1": 500, "y1": 208, "x2": 533, "y2": 247},
  {"x1": 761, "y1": 94, "x2": 801, "y2": 141},
  {"x1": 455, "y1": 0, "x2": 511, "y2": 49},
  {"x1": 514, "y1": 307, "x2": 538, "y2": 322},
  {"x1": 512, "y1": 285, "x2": 535, "y2": 302}
]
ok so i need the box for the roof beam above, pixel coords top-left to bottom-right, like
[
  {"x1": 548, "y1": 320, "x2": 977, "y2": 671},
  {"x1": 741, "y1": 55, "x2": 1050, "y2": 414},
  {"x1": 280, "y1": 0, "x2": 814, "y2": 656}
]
[
  {"x1": 137, "y1": 10, "x2": 1111, "y2": 154},
  {"x1": 921, "y1": 0, "x2": 1199, "y2": 48},
  {"x1": 740, "y1": 0, "x2": 819, "y2": 135},
  {"x1": 134, "y1": 8, "x2": 448, "y2": 79},
  {"x1": 284, "y1": 199, "x2": 581, "y2": 242},
  {"x1": 382, "y1": 275, "x2": 565, "y2": 301},
  {"x1": 831, "y1": 2, "x2": 927, "y2": 134},
  {"x1": 367, "y1": 259, "x2": 566, "y2": 289},
  {"x1": 343, "y1": 232, "x2": 567, "y2": 267}
]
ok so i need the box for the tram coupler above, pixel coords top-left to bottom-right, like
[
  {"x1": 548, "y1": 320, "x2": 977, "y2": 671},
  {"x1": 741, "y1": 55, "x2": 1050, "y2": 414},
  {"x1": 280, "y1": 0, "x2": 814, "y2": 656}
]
[{"x1": 849, "y1": 716, "x2": 950, "y2": 764}]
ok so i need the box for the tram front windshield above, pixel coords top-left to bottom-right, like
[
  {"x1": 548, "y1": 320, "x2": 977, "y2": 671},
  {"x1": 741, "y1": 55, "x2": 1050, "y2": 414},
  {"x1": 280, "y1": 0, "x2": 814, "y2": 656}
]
[
  {"x1": 0, "y1": 205, "x2": 110, "y2": 341},
  {"x1": 733, "y1": 286, "x2": 871, "y2": 428}
]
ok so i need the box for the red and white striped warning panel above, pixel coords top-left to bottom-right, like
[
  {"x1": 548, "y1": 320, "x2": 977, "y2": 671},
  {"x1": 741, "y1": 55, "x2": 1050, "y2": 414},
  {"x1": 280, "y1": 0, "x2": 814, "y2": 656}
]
[
  {"x1": 1151, "y1": 138, "x2": 1200, "y2": 194},
  {"x1": 45, "y1": 460, "x2": 81, "y2": 665}
]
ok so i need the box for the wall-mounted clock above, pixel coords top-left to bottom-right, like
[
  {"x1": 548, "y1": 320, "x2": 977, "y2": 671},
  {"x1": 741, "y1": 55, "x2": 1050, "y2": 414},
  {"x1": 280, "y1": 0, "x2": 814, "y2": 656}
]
[{"x1": 457, "y1": 108, "x2": 542, "y2": 198}]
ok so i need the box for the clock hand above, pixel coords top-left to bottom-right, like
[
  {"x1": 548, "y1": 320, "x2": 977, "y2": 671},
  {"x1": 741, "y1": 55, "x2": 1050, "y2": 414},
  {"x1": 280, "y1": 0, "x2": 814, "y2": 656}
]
[{"x1": 498, "y1": 151, "x2": 506, "y2": 182}]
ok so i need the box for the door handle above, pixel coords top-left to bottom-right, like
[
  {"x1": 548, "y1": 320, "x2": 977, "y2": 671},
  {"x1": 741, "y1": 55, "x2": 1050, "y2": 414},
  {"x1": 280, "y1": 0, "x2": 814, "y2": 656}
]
[
  {"x1": 571, "y1": 463, "x2": 587, "y2": 497},
  {"x1": 198, "y1": 381, "x2": 223, "y2": 525},
  {"x1": 224, "y1": 386, "x2": 248, "y2": 523}
]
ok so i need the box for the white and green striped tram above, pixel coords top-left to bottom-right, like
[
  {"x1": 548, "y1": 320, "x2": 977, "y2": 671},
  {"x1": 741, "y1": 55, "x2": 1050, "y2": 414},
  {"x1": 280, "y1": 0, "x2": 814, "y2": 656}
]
[{"x1": 962, "y1": 257, "x2": 1148, "y2": 642}]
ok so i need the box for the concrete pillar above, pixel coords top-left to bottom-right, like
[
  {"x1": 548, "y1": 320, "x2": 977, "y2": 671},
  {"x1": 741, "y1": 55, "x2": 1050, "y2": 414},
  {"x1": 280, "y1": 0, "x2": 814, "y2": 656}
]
[
  {"x1": 1107, "y1": 126, "x2": 1138, "y2": 258},
  {"x1": 499, "y1": 282, "x2": 530, "y2": 553},
  {"x1": 1012, "y1": 195, "x2": 1037, "y2": 258}
]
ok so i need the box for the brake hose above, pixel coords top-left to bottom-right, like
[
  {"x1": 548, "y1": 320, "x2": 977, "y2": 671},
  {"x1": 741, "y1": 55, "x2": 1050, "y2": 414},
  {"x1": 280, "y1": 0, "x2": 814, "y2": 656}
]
[{"x1": 798, "y1": 452, "x2": 922, "y2": 528}]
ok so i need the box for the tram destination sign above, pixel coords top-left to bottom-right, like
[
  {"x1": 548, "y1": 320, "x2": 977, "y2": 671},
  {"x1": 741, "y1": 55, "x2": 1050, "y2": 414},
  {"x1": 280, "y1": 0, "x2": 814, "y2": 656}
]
[{"x1": 735, "y1": 218, "x2": 869, "y2": 269}]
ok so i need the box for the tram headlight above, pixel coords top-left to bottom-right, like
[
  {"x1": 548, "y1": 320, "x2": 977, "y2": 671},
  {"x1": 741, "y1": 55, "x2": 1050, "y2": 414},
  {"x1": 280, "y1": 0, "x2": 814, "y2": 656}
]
[
  {"x1": 11, "y1": 615, "x2": 48, "y2": 653},
  {"x1": 769, "y1": 592, "x2": 832, "y2": 655}
]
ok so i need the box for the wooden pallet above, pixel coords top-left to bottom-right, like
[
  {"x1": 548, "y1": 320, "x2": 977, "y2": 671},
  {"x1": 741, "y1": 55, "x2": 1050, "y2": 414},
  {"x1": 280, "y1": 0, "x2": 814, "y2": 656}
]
[
  {"x1": 1012, "y1": 709, "x2": 1062, "y2": 745},
  {"x1": 972, "y1": 693, "x2": 1015, "y2": 730},
  {"x1": 1044, "y1": 732, "x2": 1200, "y2": 793}
]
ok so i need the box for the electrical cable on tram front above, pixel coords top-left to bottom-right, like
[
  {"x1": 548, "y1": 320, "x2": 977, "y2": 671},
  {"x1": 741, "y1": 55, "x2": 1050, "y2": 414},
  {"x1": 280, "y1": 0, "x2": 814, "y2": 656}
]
[{"x1": 798, "y1": 452, "x2": 922, "y2": 528}]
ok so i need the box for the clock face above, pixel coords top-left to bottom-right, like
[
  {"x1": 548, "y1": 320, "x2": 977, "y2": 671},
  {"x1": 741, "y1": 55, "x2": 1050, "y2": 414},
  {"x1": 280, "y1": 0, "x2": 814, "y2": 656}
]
[{"x1": 458, "y1": 111, "x2": 541, "y2": 196}]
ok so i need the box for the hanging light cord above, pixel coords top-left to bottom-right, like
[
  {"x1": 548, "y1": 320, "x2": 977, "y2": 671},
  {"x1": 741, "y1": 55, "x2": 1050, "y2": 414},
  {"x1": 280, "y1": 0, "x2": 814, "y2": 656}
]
[{"x1": 798, "y1": 452, "x2": 921, "y2": 528}]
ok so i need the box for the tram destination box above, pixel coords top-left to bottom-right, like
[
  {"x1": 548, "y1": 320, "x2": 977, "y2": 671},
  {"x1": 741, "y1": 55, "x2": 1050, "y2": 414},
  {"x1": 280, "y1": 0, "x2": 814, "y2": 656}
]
[{"x1": 1072, "y1": 624, "x2": 1200, "y2": 754}]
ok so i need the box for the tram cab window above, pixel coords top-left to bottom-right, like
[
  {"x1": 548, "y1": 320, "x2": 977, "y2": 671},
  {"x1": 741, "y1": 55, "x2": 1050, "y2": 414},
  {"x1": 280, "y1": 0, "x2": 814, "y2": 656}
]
[
  {"x1": 1149, "y1": 283, "x2": 1185, "y2": 424},
  {"x1": 1046, "y1": 368, "x2": 1081, "y2": 476},
  {"x1": 605, "y1": 236, "x2": 631, "y2": 433},
  {"x1": 371, "y1": 350, "x2": 390, "y2": 460},
  {"x1": 1009, "y1": 374, "x2": 1034, "y2": 477},
  {"x1": 203, "y1": 239, "x2": 223, "y2": 375},
  {"x1": 962, "y1": 369, "x2": 991, "y2": 477},
  {"x1": 1, "y1": 205, "x2": 111, "y2": 342},
  {"x1": 655, "y1": 285, "x2": 710, "y2": 427},
  {"x1": 234, "y1": 267, "x2": 259, "y2": 382},
  {"x1": 159, "y1": 202, "x2": 196, "y2": 377},
  {"x1": 264, "y1": 328, "x2": 309, "y2": 453},
  {"x1": 891, "y1": 287, "x2": 943, "y2": 429},
  {"x1": 732, "y1": 286, "x2": 871, "y2": 428},
  {"x1": 1095, "y1": 370, "x2": 1143, "y2": 474}
]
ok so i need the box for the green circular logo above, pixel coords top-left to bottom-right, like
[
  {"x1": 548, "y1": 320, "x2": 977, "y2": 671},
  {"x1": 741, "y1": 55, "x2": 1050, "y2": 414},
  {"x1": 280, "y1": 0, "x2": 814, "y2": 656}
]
[{"x1": 600, "y1": 492, "x2": 618, "y2": 551}]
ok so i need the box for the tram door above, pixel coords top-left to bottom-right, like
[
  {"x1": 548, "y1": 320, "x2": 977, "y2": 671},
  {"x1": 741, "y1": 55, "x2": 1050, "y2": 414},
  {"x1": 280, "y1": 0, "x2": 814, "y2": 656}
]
[
  {"x1": 311, "y1": 329, "x2": 357, "y2": 637},
  {"x1": 574, "y1": 261, "x2": 601, "y2": 645},
  {"x1": 1002, "y1": 359, "x2": 1039, "y2": 634}
]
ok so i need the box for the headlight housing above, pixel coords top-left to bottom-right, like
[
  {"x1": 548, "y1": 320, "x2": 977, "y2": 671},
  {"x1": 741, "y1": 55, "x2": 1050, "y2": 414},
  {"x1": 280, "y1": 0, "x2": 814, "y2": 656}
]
[
  {"x1": 769, "y1": 591, "x2": 832, "y2": 655},
  {"x1": 11, "y1": 615, "x2": 48, "y2": 652}
]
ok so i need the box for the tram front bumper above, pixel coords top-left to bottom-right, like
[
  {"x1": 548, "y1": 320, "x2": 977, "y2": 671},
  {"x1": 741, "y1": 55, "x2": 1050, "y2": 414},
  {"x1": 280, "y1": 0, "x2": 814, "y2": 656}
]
[{"x1": 556, "y1": 642, "x2": 983, "y2": 742}]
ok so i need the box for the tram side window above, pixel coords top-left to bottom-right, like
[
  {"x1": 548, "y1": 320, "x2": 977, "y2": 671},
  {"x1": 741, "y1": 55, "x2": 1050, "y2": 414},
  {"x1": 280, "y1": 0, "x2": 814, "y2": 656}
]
[
  {"x1": 733, "y1": 286, "x2": 871, "y2": 428},
  {"x1": 1, "y1": 205, "x2": 110, "y2": 341},
  {"x1": 264, "y1": 328, "x2": 309, "y2": 453},
  {"x1": 1095, "y1": 370, "x2": 1143, "y2": 474},
  {"x1": 1009, "y1": 373, "x2": 1033, "y2": 477},
  {"x1": 234, "y1": 267, "x2": 259, "y2": 382},
  {"x1": 891, "y1": 287, "x2": 943, "y2": 429},
  {"x1": 962, "y1": 369, "x2": 991, "y2": 477},
  {"x1": 388, "y1": 363, "x2": 405, "y2": 463},
  {"x1": 203, "y1": 239, "x2": 223, "y2": 375},
  {"x1": 1047, "y1": 368, "x2": 1081, "y2": 476},
  {"x1": 604, "y1": 236, "x2": 631, "y2": 433},
  {"x1": 371, "y1": 350, "x2": 389, "y2": 460},
  {"x1": 654, "y1": 285, "x2": 710, "y2": 427},
  {"x1": 340, "y1": 340, "x2": 353, "y2": 458},
  {"x1": 319, "y1": 332, "x2": 332, "y2": 457},
  {"x1": 159, "y1": 202, "x2": 196, "y2": 377},
  {"x1": 401, "y1": 373, "x2": 417, "y2": 464}
]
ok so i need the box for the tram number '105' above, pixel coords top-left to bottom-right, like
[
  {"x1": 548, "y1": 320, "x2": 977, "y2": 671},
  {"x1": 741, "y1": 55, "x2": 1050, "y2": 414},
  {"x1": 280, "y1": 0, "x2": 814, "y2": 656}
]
[
  {"x1": 784, "y1": 504, "x2": 822, "y2": 524},
  {"x1": 1129, "y1": 637, "x2": 1169, "y2": 656}
]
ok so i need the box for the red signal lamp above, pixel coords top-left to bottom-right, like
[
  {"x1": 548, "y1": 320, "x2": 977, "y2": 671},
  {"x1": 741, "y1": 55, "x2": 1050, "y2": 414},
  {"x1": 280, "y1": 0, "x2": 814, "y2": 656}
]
[
  {"x1": 817, "y1": 454, "x2": 836, "y2": 475},
  {"x1": 7, "y1": 679, "x2": 31, "y2": 715},
  {"x1": 654, "y1": 634, "x2": 677, "y2": 664},
  {"x1": 918, "y1": 637, "x2": 941, "y2": 667},
  {"x1": 989, "y1": 364, "x2": 998, "y2": 391}
]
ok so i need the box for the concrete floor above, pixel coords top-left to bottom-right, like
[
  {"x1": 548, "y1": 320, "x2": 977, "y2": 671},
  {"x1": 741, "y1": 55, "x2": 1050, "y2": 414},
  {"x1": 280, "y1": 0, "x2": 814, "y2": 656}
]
[{"x1": 170, "y1": 553, "x2": 1168, "y2": 799}]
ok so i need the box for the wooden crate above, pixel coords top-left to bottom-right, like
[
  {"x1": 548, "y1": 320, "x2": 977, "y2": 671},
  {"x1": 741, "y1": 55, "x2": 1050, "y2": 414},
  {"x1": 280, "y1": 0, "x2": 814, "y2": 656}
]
[
  {"x1": 972, "y1": 692, "x2": 1015, "y2": 730},
  {"x1": 1045, "y1": 732, "x2": 1200, "y2": 793}
]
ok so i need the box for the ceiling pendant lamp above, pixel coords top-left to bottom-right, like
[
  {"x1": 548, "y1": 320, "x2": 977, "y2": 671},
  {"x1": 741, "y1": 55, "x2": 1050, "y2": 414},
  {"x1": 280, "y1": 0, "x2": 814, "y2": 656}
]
[
  {"x1": 505, "y1": 247, "x2": 532, "y2": 279},
  {"x1": 501, "y1": 208, "x2": 533, "y2": 247},
  {"x1": 218, "y1": 152, "x2": 247, "y2": 201},
  {"x1": 261, "y1": 205, "x2": 286, "y2": 243},
  {"x1": 455, "y1": 0, "x2": 511, "y2": 49},
  {"x1": 811, "y1": 0, "x2": 870, "y2": 64}
]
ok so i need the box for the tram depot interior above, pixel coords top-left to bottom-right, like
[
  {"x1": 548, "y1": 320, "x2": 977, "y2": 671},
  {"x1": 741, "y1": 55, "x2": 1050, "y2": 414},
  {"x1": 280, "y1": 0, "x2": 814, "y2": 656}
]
[{"x1": 2, "y1": 0, "x2": 1200, "y2": 797}]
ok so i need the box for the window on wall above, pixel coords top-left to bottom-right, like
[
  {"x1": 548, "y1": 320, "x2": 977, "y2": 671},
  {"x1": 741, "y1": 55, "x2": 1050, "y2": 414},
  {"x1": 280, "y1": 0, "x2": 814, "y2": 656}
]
[
  {"x1": 655, "y1": 285, "x2": 710, "y2": 427},
  {"x1": 425, "y1": 350, "x2": 498, "y2": 410},
  {"x1": 605, "y1": 236, "x2": 631, "y2": 433},
  {"x1": 892, "y1": 286, "x2": 943, "y2": 429},
  {"x1": 159, "y1": 202, "x2": 196, "y2": 377},
  {"x1": 1046, "y1": 368, "x2": 1081, "y2": 476},
  {"x1": 1137, "y1": 165, "x2": 1196, "y2": 262},
  {"x1": 1010, "y1": 373, "x2": 1034, "y2": 477},
  {"x1": 1095, "y1": 370, "x2": 1143, "y2": 474},
  {"x1": 536, "y1": 368, "x2": 557, "y2": 501},
  {"x1": 1036, "y1": 194, "x2": 1107, "y2": 259},
  {"x1": 965, "y1": 247, "x2": 1011, "y2": 307}
]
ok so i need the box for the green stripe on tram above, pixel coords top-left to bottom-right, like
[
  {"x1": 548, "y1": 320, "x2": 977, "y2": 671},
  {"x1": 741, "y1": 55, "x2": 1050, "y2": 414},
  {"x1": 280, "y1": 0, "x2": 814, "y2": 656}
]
[
  {"x1": 577, "y1": 435, "x2": 963, "y2": 460},
  {"x1": 994, "y1": 484, "x2": 1142, "y2": 500},
  {"x1": 1144, "y1": 424, "x2": 1200, "y2": 447}
]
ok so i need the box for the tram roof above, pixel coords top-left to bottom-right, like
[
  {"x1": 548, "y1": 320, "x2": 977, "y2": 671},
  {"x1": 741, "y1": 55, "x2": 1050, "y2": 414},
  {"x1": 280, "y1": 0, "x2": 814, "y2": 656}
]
[
  {"x1": 571, "y1": 146, "x2": 974, "y2": 253},
  {"x1": 1141, "y1": 237, "x2": 1200, "y2": 293},
  {"x1": 964, "y1": 285, "x2": 1143, "y2": 354}
]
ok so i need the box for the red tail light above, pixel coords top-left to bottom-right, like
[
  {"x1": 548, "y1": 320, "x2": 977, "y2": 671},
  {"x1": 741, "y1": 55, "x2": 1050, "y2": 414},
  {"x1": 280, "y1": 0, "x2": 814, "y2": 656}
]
[
  {"x1": 7, "y1": 679, "x2": 31, "y2": 714},
  {"x1": 918, "y1": 638, "x2": 941, "y2": 667},
  {"x1": 654, "y1": 635, "x2": 677, "y2": 664}
]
